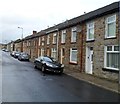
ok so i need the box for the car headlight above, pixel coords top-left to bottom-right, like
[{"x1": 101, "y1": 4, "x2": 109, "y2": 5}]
[
  {"x1": 46, "y1": 63, "x2": 53, "y2": 67},
  {"x1": 61, "y1": 64, "x2": 64, "y2": 67}
]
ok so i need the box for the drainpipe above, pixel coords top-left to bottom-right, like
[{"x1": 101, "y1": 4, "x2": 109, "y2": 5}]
[
  {"x1": 56, "y1": 29, "x2": 59, "y2": 61},
  {"x1": 118, "y1": 1, "x2": 120, "y2": 85},
  {"x1": 80, "y1": 26, "x2": 84, "y2": 72}
]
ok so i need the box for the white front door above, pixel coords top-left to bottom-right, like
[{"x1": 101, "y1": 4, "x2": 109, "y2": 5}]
[{"x1": 86, "y1": 47, "x2": 93, "y2": 74}]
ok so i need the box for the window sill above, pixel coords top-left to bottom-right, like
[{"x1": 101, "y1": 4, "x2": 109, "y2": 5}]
[
  {"x1": 69, "y1": 62, "x2": 78, "y2": 65},
  {"x1": 61, "y1": 43, "x2": 65, "y2": 45},
  {"x1": 71, "y1": 42, "x2": 77, "y2": 44},
  {"x1": 86, "y1": 40, "x2": 95, "y2": 42},
  {"x1": 52, "y1": 43, "x2": 56, "y2": 45},
  {"x1": 102, "y1": 68, "x2": 119, "y2": 73},
  {"x1": 104, "y1": 37, "x2": 117, "y2": 40}
]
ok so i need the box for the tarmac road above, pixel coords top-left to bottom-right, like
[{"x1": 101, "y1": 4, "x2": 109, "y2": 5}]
[{"x1": 1, "y1": 51, "x2": 120, "y2": 102}]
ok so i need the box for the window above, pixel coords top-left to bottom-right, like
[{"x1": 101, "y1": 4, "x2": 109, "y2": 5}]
[
  {"x1": 105, "y1": 45, "x2": 119, "y2": 70},
  {"x1": 47, "y1": 35, "x2": 50, "y2": 44},
  {"x1": 27, "y1": 41, "x2": 29, "y2": 46},
  {"x1": 105, "y1": 15, "x2": 116, "y2": 38},
  {"x1": 42, "y1": 36, "x2": 44, "y2": 41},
  {"x1": 34, "y1": 40, "x2": 36, "y2": 46},
  {"x1": 53, "y1": 33, "x2": 57, "y2": 44},
  {"x1": 39, "y1": 37, "x2": 41, "y2": 46},
  {"x1": 71, "y1": 27, "x2": 77, "y2": 42},
  {"x1": 51, "y1": 48, "x2": 57, "y2": 59},
  {"x1": 41, "y1": 48, "x2": 44, "y2": 56},
  {"x1": 28, "y1": 41, "x2": 31, "y2": 46},
  {"x1": 41, "y1": 42, "x2": 44, "y2": 46},
  {"x1": 70, "y1": 48, "x2": 77, "y2": 63},
  {"x1": 61, "y1": 30, "x2": 66, "y2": 43},
  {"x1": 87, "y1": 22, "x2": 94, "y2": 40}
]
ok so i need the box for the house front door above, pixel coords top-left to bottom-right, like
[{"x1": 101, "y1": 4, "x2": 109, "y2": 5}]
[{"x1": 86, "y1": 47, "x2": 93, "y2": 74}]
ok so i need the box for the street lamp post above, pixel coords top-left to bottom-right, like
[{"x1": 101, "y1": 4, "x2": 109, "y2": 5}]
[{"x1": 18, "y1": 27, "x2": 23, "y2": 52}]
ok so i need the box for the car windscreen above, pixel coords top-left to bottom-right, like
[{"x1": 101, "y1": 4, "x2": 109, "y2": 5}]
[{"x1": 43, "y1": 57, "x2": 53, "y2": 62}]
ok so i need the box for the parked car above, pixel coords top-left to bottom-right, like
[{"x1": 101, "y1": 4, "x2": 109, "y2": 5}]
[
  {"x1": 2, "y1": 48, "x2": 6, "y2": 51},
  {"x1": 18, "y1": 52, "x2": 30, "y2": 61},
  {"x1": 34, "y1": 56, "x2": 64, "y2": 74},
  {"x1": 14, "y1": 51, "x2": 21, "y2": 58},
  {"x1": 10, "y1": 51, "x2": 16, "y2": 56},
  {"x1": 4, "y1": 49, "x2": 9, "y2": 52}
]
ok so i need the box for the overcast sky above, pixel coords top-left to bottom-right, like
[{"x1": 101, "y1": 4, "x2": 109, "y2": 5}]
[{"x1": 0, "y1": 0, "x2": 119, "y2": 43}]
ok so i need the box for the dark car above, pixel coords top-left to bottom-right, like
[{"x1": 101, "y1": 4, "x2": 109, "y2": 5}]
[
  {"x1": 18, "y1": 52, "x2": 30, "y2": 61},
  {"x1": 34, "y1": 56, "x2": 64, "y2": 74}
]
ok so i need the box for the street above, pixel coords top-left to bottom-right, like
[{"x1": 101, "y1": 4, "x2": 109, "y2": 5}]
[{"x1": 1, "y1": 51, "x2": 120, "y2": 102}]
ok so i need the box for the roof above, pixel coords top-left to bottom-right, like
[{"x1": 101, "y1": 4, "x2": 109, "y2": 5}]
[
  {"x1": 23, "y1": 30, "x2": 46, "y2": 40},
  {"x1": 23, "y1": 2, "x2": 119, "y2": 39},
  {"x1": 14, "y1": 39, "x2": 22, "y2": 43}
]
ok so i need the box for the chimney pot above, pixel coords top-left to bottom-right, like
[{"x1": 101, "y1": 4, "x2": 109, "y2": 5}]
[{"x1": 33, "y1": 31, "x2": 37, "y2": 35}]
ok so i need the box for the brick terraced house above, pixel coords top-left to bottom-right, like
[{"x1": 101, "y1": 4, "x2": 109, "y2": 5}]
[{"x1": 12, "y1": 2, "x2": 119, "y2": 81}]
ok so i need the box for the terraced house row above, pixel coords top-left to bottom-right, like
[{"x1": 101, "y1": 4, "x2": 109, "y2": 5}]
[{"x1": 7, "y1": 2, "x2": 119, "y2": 81}]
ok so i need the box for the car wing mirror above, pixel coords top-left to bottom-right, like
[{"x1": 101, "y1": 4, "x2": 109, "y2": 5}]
[{"x1": 40, "y1": 59, "x2": 43, "y2": 62}]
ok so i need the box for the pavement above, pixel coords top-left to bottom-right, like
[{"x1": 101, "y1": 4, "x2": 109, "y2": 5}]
[{"x1": 64, "y1": 68, "x2": 120, "y2": 94}]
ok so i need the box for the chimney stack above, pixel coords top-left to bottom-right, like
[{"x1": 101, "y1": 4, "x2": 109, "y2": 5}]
[{"x1": 33, "y1": 31, "x2": 37, "y2": 35}]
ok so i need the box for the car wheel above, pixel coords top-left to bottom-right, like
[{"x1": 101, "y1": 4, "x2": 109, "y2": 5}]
[
  {"x1": 59, "y1": 70, "x2": 63, "y2": 75},
  {"x1": 34, "y1": 64, "x2": 37, "y2": 69}
]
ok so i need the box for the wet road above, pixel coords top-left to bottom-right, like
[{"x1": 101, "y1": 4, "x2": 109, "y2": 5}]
[{"x1": 1, "y1": 51, "x2": 120, "y2": 102}]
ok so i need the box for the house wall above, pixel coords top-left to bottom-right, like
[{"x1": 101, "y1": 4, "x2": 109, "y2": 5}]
[
  {"x1": 86, "y1": 13, "x2": 119, "y2": 81},
  {"x1": 14, "y1": 42, "x2": 21, "y2": 52},
  {"x1": 58, "y1": 24, "x2": 86, "y2": 72}
]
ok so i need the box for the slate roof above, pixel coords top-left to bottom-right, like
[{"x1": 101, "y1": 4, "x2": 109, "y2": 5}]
[{"x1": 23, "y1": 2, "x2": 119, "y2": 40}]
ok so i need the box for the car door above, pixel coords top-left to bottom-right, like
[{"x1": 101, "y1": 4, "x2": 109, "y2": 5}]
[{"x1": 36, "y1": 57, "x2": 43, "y2": 69}]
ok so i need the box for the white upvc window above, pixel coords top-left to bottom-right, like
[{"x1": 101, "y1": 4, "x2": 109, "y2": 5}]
[
  {"x1": 41, "y1": 48, "x2": 44, "y2": 56},
  {"x1": 53, "y1": 33, "x2": 57, "y2": 44},
  {"x1": 39, "y1": 37, "x2": 41, "y2": 46},
  {"x1": 61, "y1": 30, "x2": 66, "y2": 43},
  {"x1": 104, "y1": 45, "x2": 119, "y2": 70},
  {"x1": 47, "y1": 35, "x2": 50, "y2": 44},
  {"x1": 34, "y1": 40, "x2": 35, "y2": 46},
  {"x1": 27, "y1": 41, "x2": 29, "y2": 46},
  {"x1": 71, "y1": 27, "x2": 77, "y2": 42},
  {"x1": 28, "y1": 41, "x2": 31, "y2": 46},
  {"x1": 87, "y1": 22, "x2": 94, "y2": 40},
  {"x1": 70, "y1": 48, "x2": 78, "y2": 63},
  {"x1": 105, "y1": 15, "x2": 116, "y2": 38},
  {"x1": 42, "y1": 36, "x2": 44, "y2": 41},
  {"x1": 41, "y1": 42, "x2": 44, "y2": 46},
  {"x1": 51, "y1": 48, "x2": 57, "y2": 59}
]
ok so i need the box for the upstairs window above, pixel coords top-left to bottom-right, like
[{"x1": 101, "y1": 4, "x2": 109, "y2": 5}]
[
  {"x1": 61, "y1": 30, "x2": 66, "y2": 43},
  {"x1": 53, "y1": 33, "x2": 57, "y2": 44},
  {"x1": 71, "y1": 27, "x2": 77, "y2": 42},
  {"x1": 105, "y1": 15, "x2": 116, "y2": 38},
  {"x1": 87, "y1": 22, "x2": 94, "y2": 41},
  {"x1": 38, "y1": 37, "x2": 41, "y2": 46},
  {"x1": 42, "y1": 36, "x2": 44, "y2": 41},
  {"x1": 47, "y1": 35, "x2": 50, "y2": 45}
]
